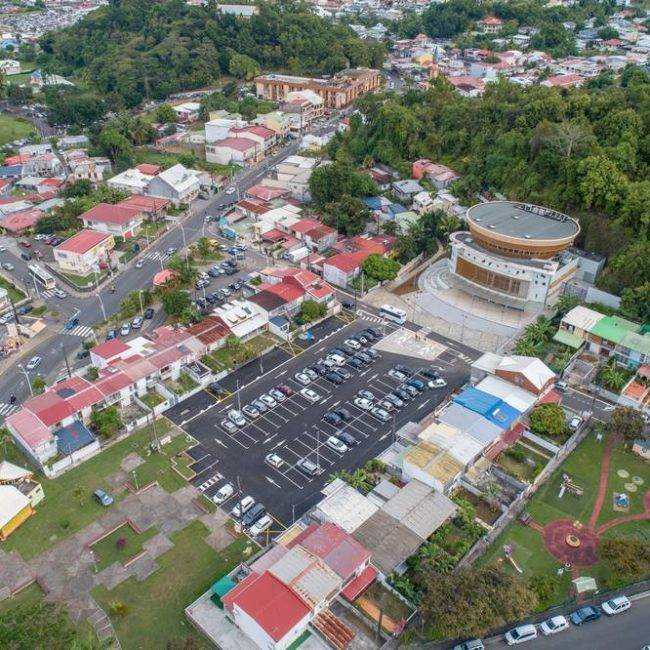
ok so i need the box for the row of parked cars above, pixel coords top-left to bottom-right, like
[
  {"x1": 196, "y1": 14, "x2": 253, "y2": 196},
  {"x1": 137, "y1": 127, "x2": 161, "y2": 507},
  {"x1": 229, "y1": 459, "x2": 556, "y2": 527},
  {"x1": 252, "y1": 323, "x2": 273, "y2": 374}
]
[
  {"x1": 221, "y1": 384, "x2": 298, "y2": 433},
  {"x1": 106, "y1": 309, "x2": 155, "y2": 339},
  {"x1": 455, "y1": 596, "x2": 631, "y2": 649},
  {"x1": 211, "y1": 488, "x2": 273, "y2": 537}
]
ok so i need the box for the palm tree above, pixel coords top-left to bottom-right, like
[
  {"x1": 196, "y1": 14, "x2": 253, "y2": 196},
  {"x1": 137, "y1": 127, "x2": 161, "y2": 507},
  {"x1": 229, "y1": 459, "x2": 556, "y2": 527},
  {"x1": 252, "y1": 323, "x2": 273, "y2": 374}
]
[
  {"x1": 348, "y1": 469, "x2": 372, "y2": 493},
  {"x1": 438, "y1": 214, "x2": 461, "y2": 243},
  {"x1": 524, "y1": 316, "x2": 553, "y2": 345},
  {"x1": 1, "y1": 431, "x2": 12, "y2": 460},
  {"x1": 513, "y1": 338, "x2": 540, "y2": 356},
  {"x1": 599, "y1": 360, "x2": 627, "y2": 392}
]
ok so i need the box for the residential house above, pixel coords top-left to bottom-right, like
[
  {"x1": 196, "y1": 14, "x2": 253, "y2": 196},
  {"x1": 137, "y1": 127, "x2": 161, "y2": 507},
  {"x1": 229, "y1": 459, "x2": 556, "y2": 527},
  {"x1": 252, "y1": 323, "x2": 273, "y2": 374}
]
[
  {"x1": 0, "y1": 208, "x2": 43, "y2": 234},
  {"x1": 230, "y1": 125, "x2": 277, "y2": 152},
  {"x1": 290, "y1": 218, "x2": 338, "y2": 252},
  {"x1": 392, "y1": 179, "x2": 424, "y2": 202},
  {"x1": 213, "y1": 300, "x2": 268, "y2": 341},
  {"x1": 323, "y1": 251, "x2": 367, "y2": 288},
  {"x1": 0, "y1": 59, "x2": 20, "y2": 75},
  {"x1": 0, "y1": 486, "x2": 34, "y2": 540},
  {"x1": 541, "y1": 74, "x2": 585, "y2": 88},
  {"x1": 205, "y1": 116, "x2": 248, "y2": 143},
  {"x1": 206, "y1": 137, "x2": 261, "y2": 166},
  {"x1": 412, "y1": 191, "x2": 435, "y2": 214},
  {"x1": 411, "y1": 159, "x2": 460, "y2": 189},
  {"x1": 118, "y1": 194, "x2": 171, "y2": 220},
  {"x1": 53, "y1": 229, "x2": 115, "y2": 275},
  {"x1": 253, "y1": 111, "x2": 291, "y2": 138},
  {"x1": 80, "y1": 202, "x2": 144, "y2": 239},
  {"x1": 107, "y1": 168, "x2": 154, "y2": 194},
  {"x1": 481, "y1": 16, "x2": 503, "y2": 33},
  {"x1": 172, "y1": 102, "x2": 201, "y2": 123},
  {"x1": 281, "y1": 89, "x2": 325, "y2": 133},
  {"x1": 146, "y1": 164, "x2": 201, "y2": 206}
]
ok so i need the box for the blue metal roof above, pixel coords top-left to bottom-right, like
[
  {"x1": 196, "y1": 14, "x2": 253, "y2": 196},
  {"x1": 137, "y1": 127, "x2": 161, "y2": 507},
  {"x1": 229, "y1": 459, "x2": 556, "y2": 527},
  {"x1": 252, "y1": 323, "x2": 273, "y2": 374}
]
[
  {"x1": 363, "y1": 197, "x2": 383, "y2": 210},
  {"x1": 54, "y1": 421, "x2": 96, "y2": 454},
  {"x1": 453, "y1": 387, "x2": 521, "y2": 430}
]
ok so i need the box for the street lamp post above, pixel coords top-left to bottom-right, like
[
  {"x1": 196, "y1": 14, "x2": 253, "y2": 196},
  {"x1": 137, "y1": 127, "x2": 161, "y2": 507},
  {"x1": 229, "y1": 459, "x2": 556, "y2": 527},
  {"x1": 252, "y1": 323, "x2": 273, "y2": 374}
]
[
  {"x1": 138, "y1": 290, "x2": 145, "y2": 317},
  {"x1": 97, "y1": 292, "x2": 107, "y2": 322},
  {"x1": 18, "y1": 364, "x2": 33, "y2": 397}
]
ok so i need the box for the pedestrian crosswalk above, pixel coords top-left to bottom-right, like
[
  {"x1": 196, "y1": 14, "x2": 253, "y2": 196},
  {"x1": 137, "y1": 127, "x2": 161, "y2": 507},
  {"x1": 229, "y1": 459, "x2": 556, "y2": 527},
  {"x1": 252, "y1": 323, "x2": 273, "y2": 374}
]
[
  {"x1": 41, "y1": 289, "x2": 57, "y2": 299},
  {"x1": 62, "y1": 325, "x2": 94, "y2": 338},
  {"x1": 356, "y1": 308, "x2": 384, "y2": 324},
  {"x1": 142, "y1": 250, "x2": 170, "y2": 262},
  {"x1": 198, "y1": 474, "x2": 221, "y2": 493},
  {"x1": 0, "y1": 402, "x2": 19, "y2": 417}
]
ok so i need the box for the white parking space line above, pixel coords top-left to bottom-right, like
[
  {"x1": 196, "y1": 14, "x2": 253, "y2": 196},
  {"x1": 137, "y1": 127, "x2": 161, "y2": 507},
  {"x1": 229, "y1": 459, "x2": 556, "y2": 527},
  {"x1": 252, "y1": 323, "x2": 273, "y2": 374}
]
[
  {"x1": 268, "y1": 408, "x2": 290, "y2": 423},
  {"x1": 271, "y1": 438, "x2": 286, "y2": 450},
  {"x1": 418, "y1": 399, "x2": 431, "y2": 410},
  {"x1": 293, "y1": 436, "x2": 336, "y2": 466},
  {"x1": 248, "y1": 419, "x2": 277, "y2": 437},
  {"x1": 269, "y1": 464, "x2": 305, "y2": 489},
  {"x1": 263, "y1": 432, "x2": 278, "y2": 444},
  {"x1": 213, "y1": 437, "x2": 228, "y2": 448}
]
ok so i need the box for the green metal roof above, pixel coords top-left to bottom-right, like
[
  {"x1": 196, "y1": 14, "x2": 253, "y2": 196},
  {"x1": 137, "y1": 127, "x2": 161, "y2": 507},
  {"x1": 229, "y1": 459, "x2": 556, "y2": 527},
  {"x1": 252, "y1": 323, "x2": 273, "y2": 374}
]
[
  {"x1": 211, "y1": 575, "x2": 236, "y2": 597},
  {"x1": 620, "y1": 331, "x2": 650, "y2": 356},
  {"x1": 553, "y1": 329, "x2": 583, "y2": 349},
  {"x1": 589, "y1": 315, "x2": 640, "y2": 344}
]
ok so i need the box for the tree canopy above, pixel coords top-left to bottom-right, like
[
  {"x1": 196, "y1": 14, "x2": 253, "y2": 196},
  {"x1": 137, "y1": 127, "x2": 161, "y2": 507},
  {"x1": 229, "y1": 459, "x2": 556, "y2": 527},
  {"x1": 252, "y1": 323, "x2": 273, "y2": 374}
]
[
  {"x1": 529, "y1": 403, "x2": 567, "y2": 438},
  {"x1": 38, "y1": 0, "x2": 385, "y2": 109}
]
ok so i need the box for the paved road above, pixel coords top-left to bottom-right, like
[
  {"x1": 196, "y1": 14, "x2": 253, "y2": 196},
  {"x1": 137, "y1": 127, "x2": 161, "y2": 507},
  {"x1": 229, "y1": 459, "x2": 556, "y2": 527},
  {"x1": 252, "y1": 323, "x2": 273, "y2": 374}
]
[
  {"x1": 482, "y1": 594, "x2": 650, "y2": 649},
  {"x1": 0, "y1": 140, "x2": 301, "y2": 411}
]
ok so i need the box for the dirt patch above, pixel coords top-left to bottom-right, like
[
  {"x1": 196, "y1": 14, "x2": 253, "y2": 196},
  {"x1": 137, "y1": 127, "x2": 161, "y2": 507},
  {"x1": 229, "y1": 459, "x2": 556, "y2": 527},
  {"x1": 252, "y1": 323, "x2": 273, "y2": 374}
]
[
  {"x1": 392, "y1": 265, "x2": 429, "y2": 296},
  {"x1": 456, "y1": 488, "x2": 502, "y2": 525}
]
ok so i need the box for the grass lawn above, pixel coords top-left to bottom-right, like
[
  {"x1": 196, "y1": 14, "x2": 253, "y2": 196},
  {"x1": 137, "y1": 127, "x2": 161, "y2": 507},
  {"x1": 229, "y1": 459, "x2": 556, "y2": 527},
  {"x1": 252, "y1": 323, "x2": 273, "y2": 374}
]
[
  {"x1": 60, "y1": 270, "x2": 109, "y2": 288},
  {"x1": 0, "y1": 114, "x2": 36, "y2": 146},
  {"x1": 0, "y1": 275, "x2": 26, "y2": 303},
  {"x1": 140, "y1": 391, "x2": 166, "y2": 409},
  {"x1": 596, "y1": 444, "x2": 650, "y2": 526},
  {"x1": 134, "y1": 148, "x2": 239, "y2": 177},
  {"x1": 496, "y1": 442, "x2": 548, "y2": 484},
  {"x1": 0, "y1": 582, "x2": 44, "y2": 615},
  {"x1": 207, "y1": 333, "x2": 277, "y2": 371},
  {"x1": 141, "y1": 221, "x2": 167, "y2": 238},
  {"x1": 527, "y1": 433, "x2": 606, "y2": 526},
  {"x1": 90, "y1": 523, "x2": 158, "y2": 572},
  {"x1": 165, "y1": 372, "x2": 199, "y2": 396},
  {"x1": 0, "y1": 419, "x2": 190, "y2": 560},
  {"x1": 92, "y1": 521, "x2": 255, "y2": 649},
  {"x1": 0, "y1": 438, "x2": 33, "y2": 469}
]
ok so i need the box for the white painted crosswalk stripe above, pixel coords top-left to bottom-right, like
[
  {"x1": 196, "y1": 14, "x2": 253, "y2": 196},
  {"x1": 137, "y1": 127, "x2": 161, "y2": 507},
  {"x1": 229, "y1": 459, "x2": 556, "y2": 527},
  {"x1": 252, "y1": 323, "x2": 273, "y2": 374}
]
[
  {"x1": 0, "y1": 403, "x2": 19, "y2": 417},
  {"x1": 63, "y1": 325, "x2": 94, "y2": 338},
  {"x1": 356, "y1": 309, "x2": 383, "y2": 323},
  {"x1": 41, "y1": 289, "x2": 57, "y2": 298}
]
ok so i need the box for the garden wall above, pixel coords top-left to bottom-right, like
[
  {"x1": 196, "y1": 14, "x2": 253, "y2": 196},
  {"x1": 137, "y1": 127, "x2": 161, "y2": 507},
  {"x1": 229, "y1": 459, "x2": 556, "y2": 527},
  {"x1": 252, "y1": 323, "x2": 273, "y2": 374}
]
[
  {"x1": 44, "y1": 439, "x2": 101, "y2": 478},
  {"x1": 522, "y1": 430, "x2": 560, "y2": 454}
]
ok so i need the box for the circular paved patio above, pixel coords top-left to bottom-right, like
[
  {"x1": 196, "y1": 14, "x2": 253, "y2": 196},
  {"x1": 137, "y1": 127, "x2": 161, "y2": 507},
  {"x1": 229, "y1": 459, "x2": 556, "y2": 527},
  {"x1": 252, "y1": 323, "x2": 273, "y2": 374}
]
[{"x1": 542, "y1": 520, "x2": 599, "y2": 567}]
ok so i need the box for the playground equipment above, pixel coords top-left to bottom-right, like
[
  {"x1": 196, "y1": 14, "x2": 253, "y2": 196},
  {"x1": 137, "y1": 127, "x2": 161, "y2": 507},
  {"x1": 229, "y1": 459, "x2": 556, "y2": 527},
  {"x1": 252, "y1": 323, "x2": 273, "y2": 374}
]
[
  {"x1": 559, "y1": 473, "x2": 584, "y2": 499},
  {"x1": 503, "y1": 544, "x2": 523, "y2": 574}
]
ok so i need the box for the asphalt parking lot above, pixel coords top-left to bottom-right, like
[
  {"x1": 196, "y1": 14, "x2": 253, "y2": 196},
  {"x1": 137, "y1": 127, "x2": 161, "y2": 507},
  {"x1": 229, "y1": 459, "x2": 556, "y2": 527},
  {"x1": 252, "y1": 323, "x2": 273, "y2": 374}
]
[{"x1": 167, "y1": 315, "x2": 479, "y2": 532}]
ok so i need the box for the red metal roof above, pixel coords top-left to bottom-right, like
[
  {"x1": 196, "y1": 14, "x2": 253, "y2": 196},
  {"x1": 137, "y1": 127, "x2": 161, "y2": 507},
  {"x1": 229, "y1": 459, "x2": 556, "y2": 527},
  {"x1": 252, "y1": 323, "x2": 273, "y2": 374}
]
[
  {"x1": 91, "y1": 339, "x2": 130, "y2": 360},
  {"x1": 324, "y1": 251, "x2": 368, "y2": 273},
  {"x1": 246, "y1": 184, "x2": 288, "y2": 201},
  {"x1": 5, "y1": 409, "x2": 53, "y2": 449},
  {"x1": 1, "y1": 209, "x2": 42, "y2": 233},
  {"x1": 95, "y1": 370, "x2": 133, "y2": 397},
  {"x1": 290, "y1": 218, "x2": 321, "y2": 234},
  {"x1": 56, "y1": 229, "x2": 111, "y2": 255},
  {"x1": 264, "y1": 282, "x2": 304, "y2": 302},
  {"x1": 135, "y1": 163, "x2": 161, "y2": 176},
  {"x1": 340, "y1": 565, "x2": 377, "y2": 602},
  {"x1": 224, "y1": 572, "x2": 310, "y2": 642},
  {"x1": 261, "y1": 228, "x2": 287, "y2": 242},
  {"x1": 81, "y1": 203, "x2": 142, "y2": 226},
  {"x1": 118, "y1": 194, "x2": 171, "y2": 212},
  {"x1": 212, "y1": 137, "x2": 259, "y2": 152},
  {"x1": 25, "y1": 392, "x2": 76, "y2": 427},
  {"x1": 536, "y1": 389, "x2": 562, "y2": 405},
  {"x1": 187, "y1": 316, "x2": 230, "y2": 344}
]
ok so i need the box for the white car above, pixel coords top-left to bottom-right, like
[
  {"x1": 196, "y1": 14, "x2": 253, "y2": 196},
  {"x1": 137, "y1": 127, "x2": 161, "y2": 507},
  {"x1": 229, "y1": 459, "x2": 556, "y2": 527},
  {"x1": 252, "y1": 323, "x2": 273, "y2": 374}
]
[
  {"x1": 370, "y1": 407, "x2": 391, "y2": 422},
  {"x1": 249, "y1": 514, "x2": 273, "y2": 537},
  {"x1": 388, "y1": 369, "x2": 407, "y2": 381},
  {"x1": 431, "y1": 377, "x2": 447, "y2": 388},
  {"x1": 294, "y1": 372, "x2": 311, "y2": 386},
  {"x1": 212, "y1": 483, "x2": 234, "y2": 504},
  {"x1": 135, "y1": 259, "x2": 145, "y2": 269},
  {"x1": 265, "y1": 453, "x2": 283, "y2": 468},
  {"x1": 120, "y1": 322, "x2": 131, "y2": 336},
  {"x1": 300, "y1": 388, "x2": 320, "y2": 403},
  {"x1": 225, "y1": 186, "x2": 236, "y2": 195},
  {"x1": 131, "y1": 317, "x2": 143, "y2": 329},
  {"x1": 539, "y1": 616, "x2": 569, "y2": 636},
  {"x1": 601, "y1": 595, "x2": 631, "y2": 615},
  {"x1": 326, "y1": 436, "x2": 348, "y2": 453},
  {"x1": 25, "y1": 355, "x2": 42, "y2": 371},
  {"x1": 344, "y1": 338, "x2": 361, "y2": 350},
  {"x1": 231, "y1": 496, "x2": 255, "y2": 518},
  {"x1": 354, "y1": 397, "x2": 373, "y2": 410},
  {"x1": 327, "y1": 353, "x2": 346, "y2": 366},
  {"x1": 569, "y1": 415, "x2": 582, "y2": 431},
  {"x1": 304, "y1": 368, "x2": 318, "y2": 381},
  {"x1": 227, "y1": 409, "x2": 247, "y2": 427},
  {"x1": 259, "y1": 393, "x2": 277, "y2": 408},
  {"x1": 53, "y1": 288, "x2": 67, "y2": 299},
  {"x1": 504, "y1": 624, "x2": 537, "y2": 645}
]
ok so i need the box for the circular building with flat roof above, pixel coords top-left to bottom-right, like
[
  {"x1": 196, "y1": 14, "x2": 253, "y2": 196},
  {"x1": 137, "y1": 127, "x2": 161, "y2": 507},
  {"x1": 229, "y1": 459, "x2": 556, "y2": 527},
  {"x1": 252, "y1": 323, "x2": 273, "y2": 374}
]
[{"x1": 466, "y1": 201, "x2": 580, "y2": 259}]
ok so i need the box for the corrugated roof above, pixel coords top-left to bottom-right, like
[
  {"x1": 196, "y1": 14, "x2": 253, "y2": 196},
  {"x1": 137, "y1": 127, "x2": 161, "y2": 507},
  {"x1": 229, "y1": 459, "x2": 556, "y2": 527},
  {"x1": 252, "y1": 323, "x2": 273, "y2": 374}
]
[
  {"x1": 620, "y1": 331, "x2": 650, "y2": 356},
  {"x1": 476, "y1": 375, "x2": 537, "y2": 413},
  {"x1": 313, "y1": 481, "x2": 378, "y2": 533},
  {"x1": 0, "y1": 485, "x2": 31, "y2": 528},
  {"x1": 561, "y1": 306, "x2": 604, "y2": 332},
  {"x1": 439, "y1": 403, "x2": 503, "y2": 447},
  {"x1": 553, "y1": 328, "x2": 584, "y2": 349},
  {"x1": 590, "y1": 315, "x2": 640, "y2": 344}
]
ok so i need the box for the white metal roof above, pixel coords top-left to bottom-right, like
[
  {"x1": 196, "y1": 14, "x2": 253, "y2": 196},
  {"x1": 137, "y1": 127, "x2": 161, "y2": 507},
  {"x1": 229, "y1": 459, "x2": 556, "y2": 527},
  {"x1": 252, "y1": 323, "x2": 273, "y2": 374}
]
[
  {"x1": 561, "y1": 305, "x2": 604, "y2": 332},
  {"x1": 0, "y1": 485, "x2": 30, "y2": 527},
  {"x1": 313, "y1": 481, "x2": 378, "y2": 533},
  {"x1": 497, "y1": 355, "x2": 555, "y2": 391},
  {"x1": 476, "y1": 375, "x2": 537, "y2": 413}
]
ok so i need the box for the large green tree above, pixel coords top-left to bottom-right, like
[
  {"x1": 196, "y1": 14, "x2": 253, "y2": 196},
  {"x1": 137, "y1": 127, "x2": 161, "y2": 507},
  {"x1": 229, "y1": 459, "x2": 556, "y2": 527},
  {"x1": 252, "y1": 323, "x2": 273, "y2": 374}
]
[
  {"x1": 529, "y1": 404, "x2": 567, "y2": 438},
  {"x1": 607, "y1": 406, "x2": 646, "y2": 442},
  {"x1": 362, "y1": 254, "x2": 400, "y2": 282}
]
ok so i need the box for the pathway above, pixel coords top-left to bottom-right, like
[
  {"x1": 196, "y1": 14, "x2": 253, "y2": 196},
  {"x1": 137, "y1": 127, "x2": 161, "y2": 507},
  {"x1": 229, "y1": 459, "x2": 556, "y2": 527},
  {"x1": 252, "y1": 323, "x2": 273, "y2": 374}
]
[{"x1": 588, "y1": 435, "x2": 616, "y2": 528}]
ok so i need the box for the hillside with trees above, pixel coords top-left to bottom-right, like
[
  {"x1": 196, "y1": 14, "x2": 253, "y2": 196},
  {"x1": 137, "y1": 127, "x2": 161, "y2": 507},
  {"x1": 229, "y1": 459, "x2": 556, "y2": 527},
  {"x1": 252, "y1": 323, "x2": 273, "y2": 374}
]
[
  {"x1": 37, "y1": 0, "x2": 385, "y2": 109},
  {"x1": 326, "y1": 68, "x2": 650, "y2": 317}
]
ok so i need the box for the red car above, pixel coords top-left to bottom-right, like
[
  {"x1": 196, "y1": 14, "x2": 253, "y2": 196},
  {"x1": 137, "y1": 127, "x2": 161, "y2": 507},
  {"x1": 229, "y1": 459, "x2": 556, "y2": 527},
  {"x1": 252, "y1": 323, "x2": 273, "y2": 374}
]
[{"x1": 20, "y1": 240, "x2": 31, "y2": 248}]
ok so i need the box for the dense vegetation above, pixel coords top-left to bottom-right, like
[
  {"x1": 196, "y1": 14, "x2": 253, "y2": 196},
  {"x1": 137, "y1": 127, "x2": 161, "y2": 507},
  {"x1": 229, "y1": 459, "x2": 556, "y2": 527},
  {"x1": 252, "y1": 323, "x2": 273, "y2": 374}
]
[
  {"x1": 37, "y1": 0, "x2": 384, "y2": 109},
  {"x1": 327, "y1": 68, "x2": 650, "y2": 312}
]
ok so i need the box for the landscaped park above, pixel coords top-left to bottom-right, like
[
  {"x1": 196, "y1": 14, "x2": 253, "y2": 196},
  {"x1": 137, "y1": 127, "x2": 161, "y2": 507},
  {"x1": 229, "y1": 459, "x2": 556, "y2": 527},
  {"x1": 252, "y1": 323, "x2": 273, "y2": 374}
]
[{"x1": 480, "y1": 430, "x2": 650, "y2": 606}]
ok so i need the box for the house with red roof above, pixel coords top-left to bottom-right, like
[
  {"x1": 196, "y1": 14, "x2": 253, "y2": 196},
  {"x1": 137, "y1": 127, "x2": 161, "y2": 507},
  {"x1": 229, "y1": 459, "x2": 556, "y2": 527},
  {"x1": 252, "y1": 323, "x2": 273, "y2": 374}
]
[
  {"x1": 80, "y1": 202, "x2": 145, "y2": 239},
  {"x1": 213, "y1": 522, "x2": 372, "y2": 650},
  {"x1": 53, "y1": 230, "x2": 115, "y2": 275},
  {"x1": 206, "y1": 137, "x2": 262, "y2": 166},
  {"x1": 118, "y1": 194, "x2": 171, "y2": 219},
  {"x1": 289, "y1": 218, "x2": 338, "y2": 252},
  {"x1": 230, "y1": 125, "x2": 277, "y2": 152},
  {"x1": 480, "y1": 15, "x2": 503, "y2": 33},
  {"x1": 0, "y1": 209, "x2": 43, "y2": 234},
  {"x1": 260, "y1": 267, "x2": 335, "y2": 305},
  {"x1": 541, "y1": 73, "x2": 585, "y2": 88},
  {"x1": 323, "y1": 250, "x2": 368, "y2": 289},
  {"x1": 246, "y1": 183, "x2": 289, "y2": 202}
]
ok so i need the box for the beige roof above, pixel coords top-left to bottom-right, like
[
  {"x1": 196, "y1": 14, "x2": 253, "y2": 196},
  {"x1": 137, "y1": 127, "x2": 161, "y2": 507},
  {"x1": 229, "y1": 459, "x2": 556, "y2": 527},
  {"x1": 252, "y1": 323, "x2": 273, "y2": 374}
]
[
  {"x1": 561, "y1": 305, "x2": 604, "y2": 332},
  {"x1": 381, "y1": 479, "x2": 457, "y2": 540},
  {"x1": 0, "y1": 485, "x2": 30, "y2": 527},
  {"x1": 418, "y1": 421, "x2": 484, "y2": 466},
  {"x1": 0, "y1": 460, "x2": 31, "y2": 483},
  {"x1": 402, "y1": 441, "x2": 464, "y2": 487},
  {"x1": 313, "y1": 480, "x2": 378, "y2": 533}
]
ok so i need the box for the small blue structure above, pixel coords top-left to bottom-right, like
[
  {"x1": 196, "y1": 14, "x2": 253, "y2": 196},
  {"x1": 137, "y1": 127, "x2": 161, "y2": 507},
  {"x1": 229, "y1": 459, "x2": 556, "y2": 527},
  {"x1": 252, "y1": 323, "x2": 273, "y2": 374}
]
[{"x1": 54, "y1": 421, "x2": 96, "y2": 455}]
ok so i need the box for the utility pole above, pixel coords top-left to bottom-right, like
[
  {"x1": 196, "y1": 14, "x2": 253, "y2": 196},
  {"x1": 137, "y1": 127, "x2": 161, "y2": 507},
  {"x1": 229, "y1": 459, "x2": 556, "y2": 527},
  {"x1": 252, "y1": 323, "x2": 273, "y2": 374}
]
[
  {"x1": 9, "y1": 296, "x2": 20, "y2": 326},
  {"x1": 132, "y1": 469, "x2": 139, "y2": 491},
  {"x1": 236, "y1": 476, "x2": 243, "y2": 529},
  {"x1": 376, "y1": 592, "x2": 387, "y2": 642},
  {"x1": 316, "y1": 428, "x2": 320, "y2": 473},
  {"x1": 138, "y1": 290, "x2": 145, "y2": 317},
  {"x1": 61, "y1": 343, "x2": 71, "y2": 379},
  {"x1": 236, "y1": 378, "x2": 241, "y2": 411}
]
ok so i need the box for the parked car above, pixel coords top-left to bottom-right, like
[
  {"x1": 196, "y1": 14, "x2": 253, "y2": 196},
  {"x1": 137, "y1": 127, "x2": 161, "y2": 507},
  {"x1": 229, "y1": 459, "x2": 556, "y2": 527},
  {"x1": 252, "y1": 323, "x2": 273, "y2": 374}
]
[
  {"x1": 242, "y1": 404, "x2": 260, "y2": 419},
  {"x1": 378, "y1": 399, "x2": 395, "y2": 412},
  {"x1": 431, "y1": 377, "x2": 447, "y2": 388},
  {"x1": 144, "y1": 308, "x2": 154, "y2": 319},
  {"x1": 265, "y1": 453, "x2": 283, "y2": 468},
  {"x1": 208, "y1": 381, "x2": 226, "y2": 396},
  {"x1": 242, "y1": 503, "x2": 266, "y2": 527},
  {"x1": 259, "y1": 393, "x2": 277, "y2": 408},
  {"x1": 421, "y1": 368, "x2": 440, "y2": 380},
  {"x1": 212, "y1": 483, "x2": 234, "y2": 504},
  {"x1": 394, "y1": 388, "x2": 412, "y2": 402},
  {"x1": 336, "y1": 431, "x2": 358, "y2": 447},
  {"x1": 344, "y1": 338, "x2": 361, "y2": 350},
  {"x1": 370, "y1": 407, "x2": 391, "y2": 422},
  {"x1": 76, "y1": 348, "x2": 90, "y2": 359},
  {"x1": 120, "y1": 322, "x2": 131, "y2": 336},
  {"x1": 358, "y1": 389, "x2": 375, "y2": 401},
  {"x1": 327, "y1": 353, "x2": 346, "y2": 366},
  {"x1": 220, "y1": 419, "x2": 238, "y2": 434},
  {"x1": 53, "y1": 288, "x2": 67, "y2": 299},
  {"x1": 354, "y1": 397, "x2": 373, "y2": 411},
  {"x1": 569, "y1": 415, "x2": 582, "y2": 431},
  {"x1": 402, "y1": 384, "x2": 419, "y2": 398},
  {"x1": 333, "y1": 367, "x2": 351, "y2": 381},
  {"x1": 276, "y1": 384, "x2": 294, "y2": 397},
  {"x1": 135, "y1": 259, "x2": 145, "y2": 269},
  {"x1": 295, "y1": 372, "x2": 311, "y2": 386},
  {"x1": 348, "y1": 357, "x2": 363, "y2": 370},
  {"x1": 555, "y1": 379, "x2": 569, "y2": 392},
  {"x1": 132, "y1": 316, "x2": 143, "y2": 329},
  {"x1": 384, "y1": 393, "x2": 404, "y2": 408},
  {"x1": 106, "y1": 329, "x2": 118, "y2": 341},
  {"x1": 355, "y1": 351, "x2": 372, "y2": 363},
  {"x1": 601, "y1": 596, "x2": 631, "y2": 616},
  {"x1": 304, "y1": 368, "x2": 318, "y2": 381},
  {"x1": 251, "y1": 398, "x2": 268, "y2": 413},
  {"x1": 504, "y1": 624, "x2": 537, "y2": 645},
  {"x1": 249, "y1": 514, "x2": 273, "y2": 537},
  {"x1": 300, "y1": 388, "x2": 320, "y2": 403},
  {"x1": 326, "y1": 436, "x2": 348, "y2": 453},
  {"x1": 19, "y1": 240, "x2": 31, "y2": 248},
  {"x1": 325, "y1": 372, "x2": 343, "y2": 385},
  {"x1": 227, "y1": 409, "x2": 247, "y2": 427},
  {"x1": 333, "y1": 407, "x2": 352, "y2": 421},
  {"x1": 93, "y1": 489, "x2": 114, "y2": 507},
  {"x1": 2, "y1": 263, "x2": 14, "y2": 271},
  {"x1": 407, "y1": 378, "x2": 425, "y2": 392},
  {"x1": 25, "y1": 356, "x2": 41, "y2": 370},
  {"x1": 17, "y1": 305, "x2": 33, "y2": 315},
  {"x1": 323, "y1": 411, "x2": 342, "y2": 426},
  {"x1": 570, "y1": 606, "x2": 601, "y2": 625},
  {"x1": 452, "y1": 641, "x2": 484, "y2": 650},
  {"x1": 388, "y1": 369, "x2": 407, "y2": 382},
  {"x1": 540, "y1": 616, "x2": 569, "y2": 636},
  {"x1": 231, "y1": 496, "x2": 255, "y2": 518},
  {"x1": 297, "y1": 458, "x2": 320, "y2": 476},
  {"x1": 269, "y1": 388, "x2": 286, "y2": 402}
]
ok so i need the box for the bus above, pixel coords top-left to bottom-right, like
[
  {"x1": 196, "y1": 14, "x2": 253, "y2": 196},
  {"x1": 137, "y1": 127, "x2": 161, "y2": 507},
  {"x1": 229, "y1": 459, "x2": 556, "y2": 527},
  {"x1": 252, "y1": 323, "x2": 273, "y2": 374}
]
[
  {"x1": 379, "y1": 304, "x2": 407, "y2": 325},
  {"x1": 28, "y1": 263, "x2": 56, "y2": 290}
]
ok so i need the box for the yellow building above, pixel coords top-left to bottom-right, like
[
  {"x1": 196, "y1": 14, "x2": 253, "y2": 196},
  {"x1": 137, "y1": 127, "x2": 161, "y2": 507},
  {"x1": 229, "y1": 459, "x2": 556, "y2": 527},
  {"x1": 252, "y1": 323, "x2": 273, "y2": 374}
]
[{"x1": 0, "y1": 485, "x2": 34, "y2": 540}]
